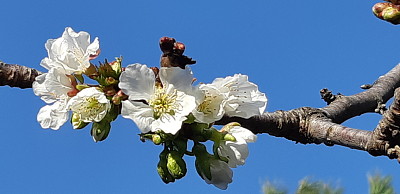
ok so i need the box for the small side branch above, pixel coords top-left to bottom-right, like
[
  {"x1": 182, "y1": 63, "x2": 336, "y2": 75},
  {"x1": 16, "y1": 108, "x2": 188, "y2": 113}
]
[
  {"x1": 369, "y1": 88, "x2": 400, "y2": 162},
  {"x1": 322, "y1": 63, "x2": 400, "y2": 123},
  {"x1": 0, "y1": 62, "x2": 42, "y2": 89}
]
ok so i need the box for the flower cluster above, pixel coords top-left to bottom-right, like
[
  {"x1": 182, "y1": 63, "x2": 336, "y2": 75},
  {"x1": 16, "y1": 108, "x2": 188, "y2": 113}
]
[
  {"x1": 33, "y1": 27, "x2": 120, "y2": 142},
  {"x1": 33, "y1": 28, "x2": 268, "y2": 190}
]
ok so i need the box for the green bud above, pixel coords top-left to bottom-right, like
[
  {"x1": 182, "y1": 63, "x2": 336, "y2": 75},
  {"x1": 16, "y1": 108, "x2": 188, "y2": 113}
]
[
  {"x1": 152, "y1": 134, "x2": 162, "y2": 145},
  {"x1": 75, "y1": 84, "x2": 90, "y2": 91},
  {"x1": 157, "y1": 149, "x2": 175, "y2": 184},
  {"x1": 223, "y1": 134, "x2": 237, "y2": 142},
  {"x1": 105, "y1": 77, "x2": 118, "y2": 85},
  {"x1": 382, "y1": 7, "x2": 400, "y2": 23},
  {"x1": 193, "y1": 143, "x2": 212, "y2": 181},
  {"x1": 71, "y1": 112, "x2": 89, "y2": 129},
  {"x1": 110, "y1": 57, "x2": 122, "y2": 76},
  {"x1": 91, "y1": 119, "x2": 111, "y2": 142},
  {"x1": 167, "y1": 151, "x2": 187, "y2": 179}
]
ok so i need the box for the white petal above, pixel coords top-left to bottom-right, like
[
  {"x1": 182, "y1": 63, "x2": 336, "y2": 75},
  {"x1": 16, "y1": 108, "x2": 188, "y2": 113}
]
[
  {"x1": 44, "y1": 68, "x2": 74, "y2": 97},
  {"x1": 42, "y1": 27, "x2": 98, "y2": 74},
  {"x1": 192, "y1": 84, "x2": 226, "y2": 123},
  {"x1": 32, "y1": 73, "x2": 56, "y2": 103},
  {"x1": 121, "y1": 100, "x2": 154, "y2": 133},
  {"x1": 205, "y1": 159, "x2": 233, "y2": 190},
  {"x1": 229, "y1": 126, "x2": 257, "y2": 143},
  {"x1": 212, "y1": 74, "x2": 267, "y2": 118},
  {"x1": 67, "y1": 87, "x2": 110, "y2": 123},
  {"x1": 37, "y1": 101, "x2": 69, "y2": 130},
  {"x1": 219, "y1": 138, "x2": 249, "y2": 168},
  {"x1": 151, "y1": 91, "x2": 196, "y2": 135},
  {"x1": 159, "y1": 66, "x2": 194, "y2": 93},
  {"x1": 151, "y1": 113, "x2": 185, "y2": 135},
  {"x1": 86, "y1": 37, "x2": 100, "y2": 56},
  {"x1": 119, "y1": 64, "x2": 155, "y2": 100}
]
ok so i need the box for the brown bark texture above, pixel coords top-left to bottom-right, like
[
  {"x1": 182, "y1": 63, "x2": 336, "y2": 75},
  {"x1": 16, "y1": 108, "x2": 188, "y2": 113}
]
[{"x1": 1, "y1": 61, "x2": 400, "y2": 163}]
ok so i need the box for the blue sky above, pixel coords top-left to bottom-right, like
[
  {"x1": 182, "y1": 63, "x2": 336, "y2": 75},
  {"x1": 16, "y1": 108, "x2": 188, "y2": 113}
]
[{"x1": 0, "y1": 0, "x2": 399, "y2": 193}]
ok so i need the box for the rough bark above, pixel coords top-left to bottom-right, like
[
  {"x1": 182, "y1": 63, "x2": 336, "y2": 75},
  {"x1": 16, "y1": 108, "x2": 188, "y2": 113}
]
[
  {"x1": 1, "y1": 61, "x2": 400, "y2": 163},
  {"x1": 0, "y1": 62, "x2": 42, "y2": 88}
]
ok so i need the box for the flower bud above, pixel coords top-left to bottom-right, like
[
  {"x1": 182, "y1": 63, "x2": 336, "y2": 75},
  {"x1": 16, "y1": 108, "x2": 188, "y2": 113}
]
[
  {"x1": 91, "y1": 119, "x2": 111, "y2": 142},
  {"x1": 174, "y1": 42, "x2": 185, "y2": 55},
  {"x1": 157, "y1": 149, "x2": 175, "y2": 184},
  {"x1": 112, "y1": 90, "x2": 128, "y2": 105},
  {"x1": 385, "y1": 0, "x2": 400, "y2": 5},
  {"x1": 109, "y1": 57, "x2": 122, "y2": 76},
  {"x1": 152, "y1": 134, "x2": 162, "y2": 145},
  {"x1": 372, "y1": 3, "x2": 400, "y2": 24},
  {"x1": 223, "y1": 134, "x2": 237, "y2": 142},
  {"x1": 167, "y1": 151, "x2": 187, "y2": 179},
  {"x1": 103, "y1": 85, "x2": 117, "y2": 97},
  {"x1": 193, "y1": 143, "x2": 212, "y2": 181},
  {"x1": 382, "y1": 6, "x2": 400, "y2": 23},
  {"x1": 71, "y1": 112, "x2": 89, "y2": 129}
]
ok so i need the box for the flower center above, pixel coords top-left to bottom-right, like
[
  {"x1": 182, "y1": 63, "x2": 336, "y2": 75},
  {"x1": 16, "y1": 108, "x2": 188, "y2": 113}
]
[
  {"x1": 197, "y1": 91, "x2": 218, "y2": 114},
  {"x1": 149, "y1": 87, "x2": 178, "y2": 119},
  {"x1": 76, "y1": 97, "x2": 107, "y2": 119}
]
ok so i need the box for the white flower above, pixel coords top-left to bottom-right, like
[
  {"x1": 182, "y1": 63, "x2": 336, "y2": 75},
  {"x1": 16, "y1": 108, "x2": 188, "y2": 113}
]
[
  {"x1": 200, "y1": 158, "x2": 233, "y2": 190},
  {"x1": 119, "y1": 64, "x2": 196, "y2": 135},
  {"x1": 33, "y1": 68, "x2": 74, "y2": 130},
  {"x1": 192, "y1": 84, "x2": 226, "y2": 123},
  {"x1": 218, "y1": 126, "x2": 257, "y2": 168},
  {"x1": 210, "y1": 74, "x2": 267, "y2": 118},
  {"x1": 67, "y1": 87, "x2": 111, "y2": 123},
  {"x1": 193, "y1": 74, "x2": 267, "y2": 123},
  {"x1": 40, "y1": 27, "x2": 100, "y2": 74}
]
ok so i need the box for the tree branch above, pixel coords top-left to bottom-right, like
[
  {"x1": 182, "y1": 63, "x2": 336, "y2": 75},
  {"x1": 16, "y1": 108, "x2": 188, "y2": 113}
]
[
  {"x1": 0, "y1": 62, "x2": 42, "y2": 89},
  {"x1": 2, "y1": 61, "x2": 400, "y2": 162}
]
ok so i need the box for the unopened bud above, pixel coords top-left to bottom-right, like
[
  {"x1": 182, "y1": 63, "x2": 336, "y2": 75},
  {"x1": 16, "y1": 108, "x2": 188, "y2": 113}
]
[
  {"x1": 105, "y1": 77, "x2": 118, "y2": 85},
  {"x1": 174, "y1": 42, "x2": 185, "y2": 55},
  {"x1": 160, "y1": 37, "x2": 176, "y2": 53},
  {"x1": 373, "y1": 3, "x2": 400, "y2": 24},
  {"x1": 382, "y1": 7, "x2": 400, "y2": 23},
  {"x1": 385, "y1": 0, "x2": 400, "y2": 5},
  {"x1": 152, "y1": 134, "x2": 162, "y2": 145},
  {"x1": 112, "y1": 90, "x2": 128, "y2": 105},
  {"x1": 193, "y1": 143, "x2": 212, "y2": 181},
  {"x1": 167, "y1": 151, "x2": 187, "y2": 179},
  {"x1": 103, "y1": 86, "x2": 116, "y2": 97},
  {"x1": 157, "y1": 149, "x2": 175, "y2": 184},
  {"x1": 71, "y1": 112, "x2": 89, "y2": 129},
  {"x1": 223, "y1": 134, "x2": 237, "y2": 142},
  {"x1": 91, "y1": 119, "x2": 111, "y2": 142},
  {"x1": 109, "y1": 57, "x2": 122, "y2": 75}
]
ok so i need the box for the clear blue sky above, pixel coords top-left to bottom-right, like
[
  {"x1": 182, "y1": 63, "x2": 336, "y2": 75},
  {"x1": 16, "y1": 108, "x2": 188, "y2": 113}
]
[{"x1": 0, "y1": 1, "x2": 399, "y2": 193}]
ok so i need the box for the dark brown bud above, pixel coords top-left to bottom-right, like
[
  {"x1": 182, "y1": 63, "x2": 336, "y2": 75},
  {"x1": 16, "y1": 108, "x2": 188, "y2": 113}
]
[
  {"x1": 385, "y1": 0, "x2": 400, "y2": 5},
  {"x1": 174, "y1": 42, "x2": 185, "y2": 55},
  {"x1": 160, "y1": 37, "x2": 176, "y2": 54}
]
